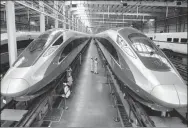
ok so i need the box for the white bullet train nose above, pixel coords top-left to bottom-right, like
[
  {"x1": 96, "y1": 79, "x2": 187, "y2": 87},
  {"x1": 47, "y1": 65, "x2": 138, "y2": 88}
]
[
  {"x1": 1, "y1": 78, "x2": 30, "y2": 97},
  {"x1": 150, "y1": 85, "x2": 187, "y2": 108}
]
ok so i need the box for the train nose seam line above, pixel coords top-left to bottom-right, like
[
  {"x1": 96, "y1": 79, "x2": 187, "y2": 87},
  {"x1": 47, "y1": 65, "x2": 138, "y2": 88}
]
[
  {"x1": 5, "y1": 80, "x2": 11, "y2": 96},
  {"x1": 150, "y1": 85, "x2": 159, "y2": 94},
  {"x1": 173, "y1": 84, "x2": 181, "y2": 106},
  {"x1": 22, "y1": 78, "x2": 30, "y2": 95}
]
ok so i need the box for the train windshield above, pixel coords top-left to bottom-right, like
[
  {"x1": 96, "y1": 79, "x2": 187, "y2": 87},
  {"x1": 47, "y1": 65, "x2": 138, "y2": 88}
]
[
  {"x1": 128, "y1": 33, "x2": 171, "y2": 71},
  {"x1": 13, "y1": 30, "x2": 63, "y2": 67}
]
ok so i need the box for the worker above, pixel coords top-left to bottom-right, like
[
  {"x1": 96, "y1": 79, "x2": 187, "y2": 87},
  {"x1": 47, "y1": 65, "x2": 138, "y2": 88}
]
[
  {"x1": 62, "y1": 82, "x2": 71, "y2": 98},
  {"x1": 62, "y1": 83, "x2": 69, "y2": 110},
  {"x1": 67, "y1": 71, "x2": 73, "y2": 92},
  {"x1": 90, "y1": 57, "x2": 94, "y2": 72},
  {"x1": 66, "y1": 67, "x2": 73, "y2": 91},
  {"x1": 94, "y1": 57, "x2": 98, "y2": 74},
  {"x1": 66, "y1": 67, "x2": 72, "y2": 77},
  {"x1": 79, "y1": 53, "x2": 82, "y2": 65}
]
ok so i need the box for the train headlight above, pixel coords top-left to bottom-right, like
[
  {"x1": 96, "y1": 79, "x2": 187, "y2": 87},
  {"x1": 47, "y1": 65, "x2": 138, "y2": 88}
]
[{"x1": 43, "y1": 46, "x2": 58, "y2": 57}]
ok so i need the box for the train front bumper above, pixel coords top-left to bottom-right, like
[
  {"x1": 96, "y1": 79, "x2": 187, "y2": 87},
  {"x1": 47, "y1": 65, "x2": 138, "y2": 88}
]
[{"x1": 150, "y1": 85, "x2": 187, "y2": 109}]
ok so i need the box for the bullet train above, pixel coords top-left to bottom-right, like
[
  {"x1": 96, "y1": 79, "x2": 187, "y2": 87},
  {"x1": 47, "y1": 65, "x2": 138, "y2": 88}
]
[
  {"x1": 146, "y1": 32, "x2": 187, "y2": 55},
  {"x1": 95, "y1": 27, "x2": 187, "y2": 112},
  {"x1": 1, "y1": 28, "x2": 90, "y2": 101},
  {"x1": 1, "y1": 31, "x2": 41, "y2": 65}
]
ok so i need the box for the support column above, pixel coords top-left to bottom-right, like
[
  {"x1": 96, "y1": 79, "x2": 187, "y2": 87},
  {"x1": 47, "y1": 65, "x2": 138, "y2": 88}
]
[
  {"x1": 72, "y1": 14, "x2": 74, "y2": 30},
  {"x1": 81, "y1": 21, "x2": 83, "y2": 32},
  {"x1": 75, "y1": 17, "x2": 77, "y2": 31},
  {"x1": 54, "y1": 1, "x2": 58, "y2": 28},
  {"x1": 6, "y1": 1, "x2": 17, "y2": 67},
  {"x1": 63, "y1": 4, "x2": 66, "y2": 29},
  {"x1": 78, "y1": 19, "x2": 81, "y2": 31},
  {"x1": 68, "y1": 9, "x2": 71, "y2": 29},
  {"x1": 39, "y1": 1, "x2": 45, "y2": 32}
]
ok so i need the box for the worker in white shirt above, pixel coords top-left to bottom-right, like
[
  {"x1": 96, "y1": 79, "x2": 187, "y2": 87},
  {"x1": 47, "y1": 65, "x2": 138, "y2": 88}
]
[
  {"x1": 66, "y1": 67, "x2": 73, "y2": 91},
  {"x1": 62, "y1": 67, "x2": 73, "y2": 98},
  {"x1": 94, "y1": 57, "x2": 98, "y2": 74},
  {"x1": 90, "y1": 57, "x2": 94, "y2": 72}
]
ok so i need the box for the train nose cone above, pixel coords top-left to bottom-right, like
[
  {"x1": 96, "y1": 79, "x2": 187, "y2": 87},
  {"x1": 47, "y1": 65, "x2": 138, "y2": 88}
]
[
  {"x1": 1, "y1": 78, "x2": 30, "y2": 97},
  {"x1": 150, "y1": 85, "x2": 181, "y2": 108}
]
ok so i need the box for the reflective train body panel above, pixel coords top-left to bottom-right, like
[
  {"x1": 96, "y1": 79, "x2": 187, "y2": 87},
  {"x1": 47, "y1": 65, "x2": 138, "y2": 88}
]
[
  {"x1": 1, "y1": 29, "x2": 90, "y2": 101},
  {"x1": 146, "y1": 32, "x2": 187, "y2": 55},
  {"x1": 1, "y1": 31, "x2": 41, "y2": 65},
  {"x1": 95, "y1": 27, "x2": 187, "y2": 111}
]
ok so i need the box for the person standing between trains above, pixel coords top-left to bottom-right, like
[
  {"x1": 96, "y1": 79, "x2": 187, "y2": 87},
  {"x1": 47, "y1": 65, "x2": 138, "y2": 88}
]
[
  {"x1": 66, "y1": 67, "x2": 73, "y2": 92},
  {"x1": 79, "y1": 53, "x2": 82, "y2": 65},
  {"x1": 62, "y1": 67, "x2": 73, "y2": 98},
  {"x1": 94, "y1": 57, "x2": 98, "y2": 74},
  {"x1": 90, "y1": 57, "x2": 94, "y2": 72}
]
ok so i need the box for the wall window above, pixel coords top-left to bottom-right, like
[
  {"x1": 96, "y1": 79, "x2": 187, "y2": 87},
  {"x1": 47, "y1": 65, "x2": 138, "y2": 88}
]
[
  {"x1": 167, "y1": 38, "x2": 172, "y2": 42},
  {"x1": 173, "y1": 38, "x2": 179, "y2": 43},
  {"x1": 180, "y1": 38, "x2": 187, "y2": 43}
]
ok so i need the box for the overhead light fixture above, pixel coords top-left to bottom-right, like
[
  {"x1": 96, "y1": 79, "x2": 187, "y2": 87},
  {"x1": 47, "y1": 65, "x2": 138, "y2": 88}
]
[
  {"x1": 30, "y1": 21, "x2": 36, "y2": 26},
  {"x1": 149, "y1": 19, "x2": 155, "y2": 22}
]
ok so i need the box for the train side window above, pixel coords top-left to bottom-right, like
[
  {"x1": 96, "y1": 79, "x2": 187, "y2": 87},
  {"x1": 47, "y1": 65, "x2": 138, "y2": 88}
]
[
  {"x1": 167, "y1": 38, "x2": 172, "y2": 42},
  {"x1": 173, "y1": 38, "x2": 179, "y2": 43},
  {"x1": 59, "y1": 38, "x2": 87, "y2": 62},
  {"x1": 99, "y1": 38, "x2": 120, "y2": 64},
  {"x1": 180, "y1": 38, "x2": 187, "y2": 43},
  {"x1": 116, "y1": 35, "x2": 126, "y2": 46},
  {"x1": 53, "y1": 36, "x2": 63, "y2": 46},
  {"x1": 59, "y1": 42, "x2": 72, "y2": 62}
]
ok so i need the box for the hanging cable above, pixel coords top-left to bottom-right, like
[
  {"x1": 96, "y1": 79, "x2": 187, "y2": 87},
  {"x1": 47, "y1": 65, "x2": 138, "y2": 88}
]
[
  {"x1": 103, "y1": 11, "x2": 104, "y2": 24},
  {"x1": 46, "y1": 16, "x2": 48, "y2": 24},
  {"x1": 27, "y1": 8, "x2": 30, "y2": 21},
  {"x1": 108, "y1": 5, "x2": 109, "y2": 18},
  {"x1": 166, "y1": 2, "x2": 168, "y2": 18},
  {"x1": 4, "y1": 11, "x2": 6, "y2": 22},
  {"x1": 136, "y1": 5, "x2": 138, "y2": 18},
  {"x1": 123, "y1": 14, "x2": 124, "y2": 27}
]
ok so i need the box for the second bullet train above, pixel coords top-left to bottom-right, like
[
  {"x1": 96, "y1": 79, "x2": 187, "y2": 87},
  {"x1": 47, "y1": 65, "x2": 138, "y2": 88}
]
[
  {"x1": 1, "y1": 28, "x2": 90, "y2": 101},
  {"x1": 95, "y1": 27, "x2": 187, "y2": 112}
]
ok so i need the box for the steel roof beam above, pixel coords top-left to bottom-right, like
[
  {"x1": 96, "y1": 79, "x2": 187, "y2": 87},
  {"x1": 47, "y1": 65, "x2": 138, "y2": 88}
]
[
  {"x1": 73, "y1": 11, "x2": 157, "y2": 16},
  {"x1": 65, "y1": 1, "x2": 187, "y2": 7},
  {"x1": 92, "y1": 21, "x2": 128, "y2": 24},
  {"x1": 81, "y1": 18, "x2": 148, "y2": 21},
  {"x1": 70, "y1": 7, "x2": 172, "y2": 13},
  {"x1": 1, "y1": 6, "x2": 26, "y2": 11}
]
